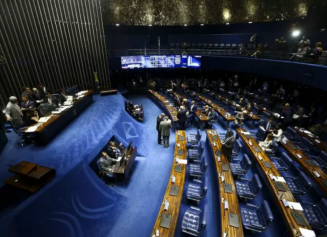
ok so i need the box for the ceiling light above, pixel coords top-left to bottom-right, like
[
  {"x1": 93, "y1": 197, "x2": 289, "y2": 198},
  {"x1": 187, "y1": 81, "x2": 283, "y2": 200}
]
[
  {"x1": 226, "y1": 22, "x2": 229, "y2": 25},
  {"x1": 116, "y1": 23, "x2": 119, "y2": 26},
  {"x1": 292, "y1": 30, "x2": 300, "y2": 37},
  {"x1": 201, "y1": 24, "x2": 204, "y2": 26},
  {"x1": 149, "y1": 24, "x2": 152, "y2": 27},
  {"x1": 248, "y1": 21, "x2": 252, "y2": 24},
  {"x1": 184, "y1": 24, "x2": 187, "y2": 26}
]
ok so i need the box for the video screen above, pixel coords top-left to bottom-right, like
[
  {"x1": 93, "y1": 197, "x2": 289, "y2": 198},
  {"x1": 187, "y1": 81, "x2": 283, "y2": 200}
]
[{"x1": 121, "y1": 55, "x2": 201, "y2": 69}]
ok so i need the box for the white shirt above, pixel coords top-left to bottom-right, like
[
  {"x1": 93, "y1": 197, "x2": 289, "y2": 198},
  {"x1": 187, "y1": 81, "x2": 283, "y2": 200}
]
[{"x1": 273, "y1": 129, "x2": 283, "y2": 142}]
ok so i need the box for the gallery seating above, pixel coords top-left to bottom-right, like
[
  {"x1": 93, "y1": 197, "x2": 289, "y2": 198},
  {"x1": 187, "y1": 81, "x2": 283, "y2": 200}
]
[{"x1": 181, "y1": 205, "x2": 207, "y2": 236}]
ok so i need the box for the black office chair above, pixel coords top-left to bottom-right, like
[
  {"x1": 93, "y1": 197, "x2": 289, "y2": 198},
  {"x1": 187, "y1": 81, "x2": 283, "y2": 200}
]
[{"x1": 10, "y1": 121, "x2": 35, "y2": 147}]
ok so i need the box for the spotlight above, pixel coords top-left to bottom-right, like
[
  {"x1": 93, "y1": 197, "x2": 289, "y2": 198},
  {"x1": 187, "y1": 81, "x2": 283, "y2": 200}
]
[
  {"x1": 226, "y1": 22, "x2": 229, "y2": 25},
  {"x1": 201, "y1": 24, "x2": 204, "y2": 26},
  {"x1": 248, "y1": 21, "x2": 252, "y2": 24},
  {"x1": 149, "y1": 24, "x2": 152, "y2": 27},
  {"x1": 184, "y1": 24, "x2": 187, "y2": 26},
  {"x1": 292, "y1": 30, "x2": 300, "y2": 37},
  {"x1": 116, "y1": 23, "x2": 119, "y2": 26}
]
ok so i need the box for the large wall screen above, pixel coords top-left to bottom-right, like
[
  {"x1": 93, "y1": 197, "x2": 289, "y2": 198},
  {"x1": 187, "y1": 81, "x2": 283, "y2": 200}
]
[{"x1": 121, "y1": 55, "x2": 201, "y2": 69}]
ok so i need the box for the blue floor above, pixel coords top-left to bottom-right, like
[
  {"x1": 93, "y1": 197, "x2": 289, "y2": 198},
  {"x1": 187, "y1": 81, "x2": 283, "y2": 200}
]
[{"x1": 0, "y1": 92, "x2": 314, "y2": 237}]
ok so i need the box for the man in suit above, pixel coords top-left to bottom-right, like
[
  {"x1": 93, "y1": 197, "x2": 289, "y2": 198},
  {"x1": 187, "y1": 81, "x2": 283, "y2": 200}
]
[
  {"x1": 32, "y1": 88, "x2": 44, "y2": 104},
  {"x1": 59, "y1": 89, "x2": 67, "y2": 104},
  {"x1": 208, "y1": 107, "x2": 217, "y2": 128},
  {"x1": 177, "y1": 106, "x2": 188, "y2": 130},
  {"x1": 5, "y1": 96, "x2": 24, "y2": 128},
  {"x1": 159, "y1": 116, "x2": 172, "y2": 148},
  {"x1": 107, "y1": 141, "x2": 124, "y2": 158},
  {"x1": 99, "y1": 151, "x2": 116, "y2": 175},
  {"x1": 21, "y1": 86, "x2": 35, "y2": 102},
  {"x1": 45, "y1": 92, "x2": 59, "y2": 107},
  {"x1": 174, "y1": 95, "x2": 181, "y2": 107},
  {"x1": 296, "y1": 105, "x2": 305, "y2": 127},
  {"x1": 281, "y1": 103, "x2": 293, "y2": 129},
  {"x1": 156, "y1": 113, "x2": 165, "y2": 144},
  {"x1": 190, "y1": 101, "x2": 197, "y2": 114},
  {"x1": 21, "y1": 95, "x2": 35, "y2": 109}
]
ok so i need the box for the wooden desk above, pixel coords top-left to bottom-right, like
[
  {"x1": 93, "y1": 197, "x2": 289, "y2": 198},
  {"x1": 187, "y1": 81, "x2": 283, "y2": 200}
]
[
  {"x1": 23, "y1": 90, "x2": 93, "y2": 144},
  {"x1": 280, "y1": 139, "x2": 327, "y2": 196},
  {"x1": 148, "y1": 90, "x2": 178, "y2": 128},
  {"x1": 295, "y1": 127, "x2": 327, "y2": 153},
  {"x1": 192, "y1": 92, "x2": 234, "y2": 128},
  {"x1": 114, "y1": 146, "x2": 137, "y2": 180},
  {"x1": 6, "y1": 161, "x2": 56, "y2": 193},
  {"x1": 151, "y1": 131, "x2": 187, "y2": 237},
  {"x1": 217, "y1": 94, "x2": 261, "y2": 121},
  {"x1": 206, "y1": 130, "x2": 244, "y2": 237},
  {"x1": 236, "y1": 128, "x2": 314, "y2": 237}
]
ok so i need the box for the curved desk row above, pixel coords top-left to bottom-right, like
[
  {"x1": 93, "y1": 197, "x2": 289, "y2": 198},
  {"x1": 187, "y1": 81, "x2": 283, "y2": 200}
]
[
  {"x1": 23, "y1": 90, "x2": 94, "y2": 144},
  {"x1": 295, "y1": 127, "x2": 327, "y2": 154},
  {"x1": 280, "y1": 138, "x2": 327, "y2": 196},
  {"x1": 148, "y1": 90, "x2": 178, "y2": 129},
  {"x1": 206, "y1": 130, "x2": 244, "y2": 237},
  {"x1": 236, "y1": 128, "x2": 314, "y2": 237},
  {"x1": 190, "y1": 91, "x2": 235, "y2": 128},
  {"x1": 169, "y1": 91, "x2": 209, "y2": 129},
  {"x1": 151, "y1": 131, "x2": 187, "y2": 237}
]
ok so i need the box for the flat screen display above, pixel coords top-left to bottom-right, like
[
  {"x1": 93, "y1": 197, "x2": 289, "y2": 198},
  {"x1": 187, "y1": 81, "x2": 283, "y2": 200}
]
[{"x1": 121, "y1": 55, "x2": 201, "y2": 69}]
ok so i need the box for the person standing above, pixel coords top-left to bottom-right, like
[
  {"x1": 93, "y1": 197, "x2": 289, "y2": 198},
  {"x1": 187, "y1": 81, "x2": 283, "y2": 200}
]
[
  {"x1": 221, "y1": 130, "x2": 235, "y2": 162},
  {"x1": 281, "y1": 103, "x2": 293, "y2": 130},
  {"x1": 156, "y1": 113, "x2": 165, "y2": 144},
  {"x1": 159, "y1": 116, "x2": 172, "y2": 148},
  {"x1": 5, "y1": 96, "x2": 24, "y2": 128},
  {"x1": 177, "y1": 106, "x2": 188, "y2": 130}
]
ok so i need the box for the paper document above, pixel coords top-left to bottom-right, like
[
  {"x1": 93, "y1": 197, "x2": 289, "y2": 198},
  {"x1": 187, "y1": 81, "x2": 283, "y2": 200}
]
[
  {"x1": 176, "y1": 158, "x2": 187, "y2": 164},
  {"x1": 315, "y1": 139, "x2": 321, "y2": 144},
  {"x1": 38, "y1": 117, "x2": 51, "y2": 123},
  {"x1": 293, "y1": 114, "x2": 299, "y2": 119},
  {"x1": 287, "y1": 201, "x2": 304, "y2": 211},
  {"x1": 25, "y1": 126, "x2": 38, "y2": 132},
  {"x1": 299, "y1": 228, "x2": 316, "y2": 237}
]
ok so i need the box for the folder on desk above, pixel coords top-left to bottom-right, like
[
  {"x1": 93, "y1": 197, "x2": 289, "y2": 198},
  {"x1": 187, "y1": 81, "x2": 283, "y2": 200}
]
[
  {"x1": 263, "y1": 161, "x2": 272, "y2": 169},
  {"x1": 291, "y1": 211, "x2": 307, "y2": 226},
  {"x1": 224, "y1": 183, "x2": 233, "y2": 193},
  {"x1": 174, "y1": 165, "x2": 182, "y2": 173},
  {"x1": 229, "y1": 213, "x2": 240, "y2": 228},
  {"x1": 305, "y1": 160, "x2": 317, "y2": 167},
  {"x1": 160, "y1": 214, "x2": 172, "y2": 229},
  {"x1": 169, "y1": 185, "x2": 179, "y2": 196},
  {"x1": 274, "y1": 181, "x2": 287, "y2": 192}
]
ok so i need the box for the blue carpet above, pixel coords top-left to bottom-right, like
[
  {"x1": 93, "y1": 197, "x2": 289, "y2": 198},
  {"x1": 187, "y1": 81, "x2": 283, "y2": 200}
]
[{"x1": 0, "y1": 92, "x2": 323, "y2": 237}]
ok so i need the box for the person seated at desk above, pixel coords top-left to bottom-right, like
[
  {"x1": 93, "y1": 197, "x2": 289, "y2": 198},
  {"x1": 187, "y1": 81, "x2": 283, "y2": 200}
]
[
  {"x1": 128, "y1": 102, "x2": 143, "y2": 121},
  {"x1": 99, "y1": 151, "x2": 117, "y2": 175},
  {"x1": 21, "y1": 86, "x2": 35, "y2": 102},
  {"x1": 24, "y1": 109, "x2": 40, "y2": 126},
  {"x1": 32, "y1": 88, "x2": 44, "y2": 104},
  {"x1": 295, "y1": 104, "x2": 305, "y2": 127},
  {"x1": 59, "y1": 89, "x2": 67, "y2": 104},
  {"x1": 108, "y1": 141, "x2": 124, "y2": 159},
  {"x1": 238, "y1": 97, "x2": 244, "y2": 106},
  {"x1": 204, "y1": 105, "x2": 210, "y2": 116},
  {"x1": 259, "y1": 134, "x2": 274, "y2": 152},
  {"x1": 281, "y1": 103, "x2": 293, "y2": 129},
  {"x1": 272, "y1": 124, "x2": 283, "y2": 142},
  {"x1": 234, "y1": 111, "x2": 245, "y2": 127},
  {"x1": 261, "y1": 117, "x2": 274, "y2": 134},
  {"x1": 45, "y1": 92, "x2": 59, "y2": 107},
  {"x1": 5, "y1": 96, "x2": 24, "y2": 128},
  {"x1": 21, "y1": 95, "x2": 35, "y2": 109}
]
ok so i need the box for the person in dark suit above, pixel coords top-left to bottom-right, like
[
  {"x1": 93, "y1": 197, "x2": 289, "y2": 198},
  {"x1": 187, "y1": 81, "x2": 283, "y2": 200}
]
[
  {"x1": 296, "y1": 105, "x2": 305, "y2": 127},
  {"x1": 159, "y1": 116, "x2": 172, "y2": 148},
  {"x1": 32, "y1": 88, "x2": 44, "y2": 105},
  {"x1": 45, "y1": 92, "x2": 59, "y2": 107},
  {"x1": 281, "y1": 103, "x2": 293, "y2": 129},
  {"x1": 99, "y1": 151, "x2": 116, "y2": 175},
  {"x1": 156, "y1": 113, "x2": 165, "y2": 144},
  {"x1": 245, "y1": 102, "x2": 252, "y2": 112},
  {"x1": 21, "y1": 95, "x2": 35, "y2": 109},
  {"x1": 177, "y1": 106, "x2": 188, "y2": 129},
  {"x1": 222, "y1": 130, "x2": 235, "y2": 162},
  {"x1": 190, "y1": 101, "x2": 197, "y2": 114},
  {"x1": 59, "y1": 89, "x2": 67, "y2": 104},
  {"x1": 174, "y1": 95, "x2": 181, "y2": 107},
  {"x1": 107, "y1": 141, "x2": 123, "y2": 158},
  {"x1": 207, "y1": 107, "x2": 217, "y2": 128},
  {"x1": 21, "y1": 86, "x2": 35, "y2": 102}
]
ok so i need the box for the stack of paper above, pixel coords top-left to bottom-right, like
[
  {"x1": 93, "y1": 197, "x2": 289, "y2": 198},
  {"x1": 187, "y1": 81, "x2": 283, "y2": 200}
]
[
  {"x1": 269, "y1": 174, "x2": 286, "y2": 183},
  {"x1": 25, "y1": 126, "x2": 38, "y2": 133},
  {"x1": 38, "y1": 116, "x2": 51, "y2": 123},
  {"x1": 175, "y1": 158, "x2": 187, "y2": 164},
  {"x1": 299, "y1": 228, "x2": 316, "y2": 237}
]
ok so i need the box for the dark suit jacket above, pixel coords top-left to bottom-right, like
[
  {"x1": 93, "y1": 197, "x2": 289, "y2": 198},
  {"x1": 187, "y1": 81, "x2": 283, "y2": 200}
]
[
  {"x1": 21, "y1": 100, "x2": 35, "y2": 109},
  {"x1": 59, "y1": 93, "x2": 67, "y2": 104},
  {"x1": 177, "y1": 109, "x2": 187, "y2": 122},
  {"x1": 190, "y1": 104, "x2": 197, "y2": 114},
  {"x1": 156, "y1": 116, "x2": 163, "y2": 131},
  {"x1": 282, "y1": 108, "x2": 293, "y2": 123},
  {"x1": 33, "y1": 91, "x2": 44, "y2": 101}
]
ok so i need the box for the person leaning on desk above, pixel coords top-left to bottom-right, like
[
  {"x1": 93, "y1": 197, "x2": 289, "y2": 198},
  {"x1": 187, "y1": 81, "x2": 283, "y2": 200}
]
[
  {"x1": 99, "y1": 151, "x2": 118, "y2": 175},
  {"x1": 107, "y1": 141, "x2": 124, "y2": 158}
]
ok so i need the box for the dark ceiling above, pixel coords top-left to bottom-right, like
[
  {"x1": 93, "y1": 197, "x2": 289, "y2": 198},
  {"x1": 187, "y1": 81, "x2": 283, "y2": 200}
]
[{"x1": 101, "y1": 0, "x2": 311, "y2": 26}]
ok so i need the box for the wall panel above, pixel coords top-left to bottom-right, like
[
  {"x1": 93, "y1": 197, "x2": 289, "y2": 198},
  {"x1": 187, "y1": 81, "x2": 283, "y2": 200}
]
[{"x1": 0, "y1": 0, "x2": 110, "y2": 109}]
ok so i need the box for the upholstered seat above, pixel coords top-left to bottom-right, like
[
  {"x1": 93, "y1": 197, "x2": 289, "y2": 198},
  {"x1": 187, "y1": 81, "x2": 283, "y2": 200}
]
[
  {"x1": 235, "y1": 174, "x2": 262, "y2": 200},
  {"x1": 187, "y1": 130, "x2": 202, "y2": 147},
  {"x1": 270, "y1": 152, "x2": 293, "y2": 172},
  {"x1": 309, "y1": 151, "x2": 327, "y2": 170},
  {"x1": 186, "y1": 178, "x2": 207, "y2": 204},
  {"x1": 302, "y1": 199, "x2": 327, "y2": 230},
  {"x1": 240, "y1": 200, "x2": 274, "y2": 232},
  {"x1": 285, "y1": 171, "x2": 312, "y2": 196},
  {"x1": 181, "y1": 205, "x2": 207, "y2": 236},
  {"x1": 189, "y1": 156, "x2": 207, "y2": 178},
  {"x1": 188, "y1": 141, "x2": 204, "y2": 161},
  {"x1": 230, "y1": 154, "x2": 252, "y2": 176}
]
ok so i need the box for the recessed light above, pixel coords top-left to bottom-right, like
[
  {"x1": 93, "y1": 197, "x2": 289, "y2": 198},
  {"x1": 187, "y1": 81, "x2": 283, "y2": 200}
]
[
  {"x1": 226, "y1": 22, "x2": 229, "y2": 25},
  {"x1": 149, "y1": 24, "x2": 152, "y2": 27},
  {"x1": 184, "y1": 24, "x2": 187, "y2": 26},
  {"x1": 116, "y1": 23, "x2": 119, "y2": 26},
  {"x1": 248, "y1": 21, "x2": 252, "y2": 24},
  {"x1": 201, "y1": 24, "x2": 204, "y2": 26}
]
